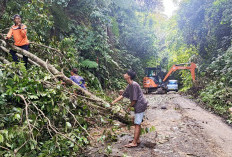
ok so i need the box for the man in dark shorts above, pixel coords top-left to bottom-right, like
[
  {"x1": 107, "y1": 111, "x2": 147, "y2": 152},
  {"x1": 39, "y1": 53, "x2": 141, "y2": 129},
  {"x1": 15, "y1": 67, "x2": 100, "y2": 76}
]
[
  {"x1": 5, "y1": 14, "x2": 29, "y2": 68},
  {"x1": 111, "y1": 69, "x2": 148, "y2": 148}
]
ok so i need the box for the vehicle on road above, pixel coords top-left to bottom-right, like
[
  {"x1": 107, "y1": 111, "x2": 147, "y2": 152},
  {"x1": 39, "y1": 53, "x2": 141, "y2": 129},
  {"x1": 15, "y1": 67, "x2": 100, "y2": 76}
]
[{"x1": 167, "y1": 80, "x2": 178, "y2": 92}]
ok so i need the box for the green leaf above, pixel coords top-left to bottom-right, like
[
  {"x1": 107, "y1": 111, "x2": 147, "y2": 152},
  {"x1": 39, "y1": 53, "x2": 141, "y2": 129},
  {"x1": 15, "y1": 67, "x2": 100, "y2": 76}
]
[
  {"x1": 44, "y1": 75, "x2": 51, "y2": 81},
  {"x1": 80, "y1": 59, "x2": 98, "y2": 69},
  {"x1": 28, "y1": 95, "x2": 39, "y2": 99},
  {"x1": 6, "y1": 143, "x2": 11, "y2": 148},
  {"x1": 66, "y1": 122, "x2": 72, "y2": 128},
  {"x1": 13, "y1": 74, "x2": 19, "y2": 82},
  {"x1": 0, "y1": 134, "x2": 4, "y2": 143},
  {"x1": 14, "y1": 114, "x2": 21, "y2": 121},
  {"x1": 150, "y1": 126, "x2": 156, "y2": 132}
]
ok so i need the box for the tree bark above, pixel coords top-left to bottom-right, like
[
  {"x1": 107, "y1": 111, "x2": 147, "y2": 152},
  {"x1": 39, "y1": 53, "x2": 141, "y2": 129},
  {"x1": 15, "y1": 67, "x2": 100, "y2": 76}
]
[
  {"x1": 0, "y1": 45, "x2": 39, "y2": 66},
  {"x1": 0, "y1": 56, "x2": 9, "y2": 64}
]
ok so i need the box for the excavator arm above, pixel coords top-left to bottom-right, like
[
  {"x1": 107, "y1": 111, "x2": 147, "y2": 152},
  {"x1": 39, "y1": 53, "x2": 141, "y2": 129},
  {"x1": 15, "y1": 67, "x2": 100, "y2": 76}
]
[{"x1": 163, "y1": 62, "x2": 197, "y2": 82}]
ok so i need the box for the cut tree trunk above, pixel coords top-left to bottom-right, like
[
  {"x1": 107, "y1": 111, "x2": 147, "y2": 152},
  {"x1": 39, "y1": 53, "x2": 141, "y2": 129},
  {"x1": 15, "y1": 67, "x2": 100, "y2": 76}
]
[{"x1": 0, "y1": 45, "x2": 39, "y2": 66}]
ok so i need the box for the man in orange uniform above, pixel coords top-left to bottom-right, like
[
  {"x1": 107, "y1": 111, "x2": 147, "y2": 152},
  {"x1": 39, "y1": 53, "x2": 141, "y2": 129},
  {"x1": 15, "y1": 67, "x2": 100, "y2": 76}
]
[{"x1": 5, "y1": 14, "x2": 29, "y2": 68}]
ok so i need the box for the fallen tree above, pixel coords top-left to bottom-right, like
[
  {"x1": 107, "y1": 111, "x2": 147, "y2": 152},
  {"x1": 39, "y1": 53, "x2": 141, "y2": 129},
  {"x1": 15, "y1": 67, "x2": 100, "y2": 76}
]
[
  {"x1": 0, "y1": 34, "x2": 131, "y2": 124},
  {"x1": 0, "y1": 35, "x2": 132, "y2": 156}
]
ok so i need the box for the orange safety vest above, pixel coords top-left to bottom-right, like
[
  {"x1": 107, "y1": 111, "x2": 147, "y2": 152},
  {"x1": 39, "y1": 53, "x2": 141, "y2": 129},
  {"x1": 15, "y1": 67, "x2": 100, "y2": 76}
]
[{"x1": 7, "y1": 24, "x2": 29, "y2": 46}]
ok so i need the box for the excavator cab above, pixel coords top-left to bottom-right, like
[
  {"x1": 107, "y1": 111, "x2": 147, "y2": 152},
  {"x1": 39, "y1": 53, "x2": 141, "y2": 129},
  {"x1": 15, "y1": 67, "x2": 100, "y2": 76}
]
[
  {"x1": 145, "y1": 67, "x2": 161, "y2": 84},
  {"x1": 143, "y1": 67, "x2": 163, "y2": 94}
]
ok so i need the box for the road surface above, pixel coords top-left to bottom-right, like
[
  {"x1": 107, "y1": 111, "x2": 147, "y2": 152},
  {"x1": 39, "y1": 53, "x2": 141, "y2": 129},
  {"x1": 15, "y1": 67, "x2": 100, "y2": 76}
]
[{"x1": 87, "y1": 93, "x2": 232, "y2": 157}]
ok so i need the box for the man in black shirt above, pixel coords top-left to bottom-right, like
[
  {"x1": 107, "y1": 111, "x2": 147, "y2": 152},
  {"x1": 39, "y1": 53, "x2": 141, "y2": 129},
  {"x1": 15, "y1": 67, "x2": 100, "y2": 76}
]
[{"x1": 111, "y1": 69, "x2": 148, "y2": 148}]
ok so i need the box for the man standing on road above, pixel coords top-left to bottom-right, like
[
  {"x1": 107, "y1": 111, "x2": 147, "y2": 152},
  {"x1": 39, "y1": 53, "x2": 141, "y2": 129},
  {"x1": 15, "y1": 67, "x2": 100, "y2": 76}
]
[
  {"x1": 5, "y1": 14, "x2": 29, "y2": 68},
  {"x1": 111, "y1": 69, "x2": 148, "y2": 148}
]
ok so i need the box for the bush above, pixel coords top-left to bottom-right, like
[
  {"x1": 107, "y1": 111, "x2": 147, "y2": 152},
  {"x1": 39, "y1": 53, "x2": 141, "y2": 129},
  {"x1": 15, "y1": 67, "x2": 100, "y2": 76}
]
[{"x1": 199, "y1": 47, "x2": 232, "y2": 122}]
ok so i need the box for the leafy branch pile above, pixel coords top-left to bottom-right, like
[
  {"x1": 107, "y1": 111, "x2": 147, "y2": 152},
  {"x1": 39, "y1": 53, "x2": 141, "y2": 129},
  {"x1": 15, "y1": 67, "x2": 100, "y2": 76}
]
[
  {"x1": 0, "y1": 26, "x2": 136, "y2": 154},
  {"x1": 0, "y1": 56, "x2": 130, "y2": 156},
  {"x1": 0, "y1": 63, "x2": 91, "y2": 156}
]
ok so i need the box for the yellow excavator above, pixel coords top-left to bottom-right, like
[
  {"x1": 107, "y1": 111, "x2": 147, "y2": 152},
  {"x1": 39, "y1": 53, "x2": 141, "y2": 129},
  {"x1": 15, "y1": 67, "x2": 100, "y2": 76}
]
[{"x1": 143, "y1": 62, "x2": 197, "y2": 94}]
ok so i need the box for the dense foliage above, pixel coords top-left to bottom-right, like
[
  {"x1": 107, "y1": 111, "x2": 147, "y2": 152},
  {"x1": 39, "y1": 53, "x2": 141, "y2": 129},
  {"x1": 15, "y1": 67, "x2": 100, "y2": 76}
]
[{"x1": 200, "y1": 47, "x2": 232, "y2": 122}]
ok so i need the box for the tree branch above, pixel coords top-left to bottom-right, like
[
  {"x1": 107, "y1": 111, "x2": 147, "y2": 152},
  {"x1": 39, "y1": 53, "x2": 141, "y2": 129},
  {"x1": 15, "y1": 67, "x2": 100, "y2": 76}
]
[
  {"x1": 0, "y1": 56, "x2": 10, "y2": 64},
  {"x1": 14, "y1": 94, "x2": 34, "y2": 140},
  {"x1": 29, "y1": 42, "x2": 72, "y2": 67},
  {"x1": 63, "y1": 105, "x2": 94, "y2": 140},
  {"x1": 30, "y1": 42, "x2": 65, "y2": 56},
  {"x1": 0, "y1": 145, "x2": 10, "y2": 151},
  {"x1": 30, "y1": 102, "x2": 83, "y2": 150},
  {"x1": 14, "y1": 140, "x2": 29, "y2": 155}
]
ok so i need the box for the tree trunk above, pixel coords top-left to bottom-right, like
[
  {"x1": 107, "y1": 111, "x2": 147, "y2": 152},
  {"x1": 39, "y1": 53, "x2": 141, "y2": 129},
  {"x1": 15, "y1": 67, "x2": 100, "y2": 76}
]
[{"x1": 0, "y1": 45, "x2": 39, "y2": 66}]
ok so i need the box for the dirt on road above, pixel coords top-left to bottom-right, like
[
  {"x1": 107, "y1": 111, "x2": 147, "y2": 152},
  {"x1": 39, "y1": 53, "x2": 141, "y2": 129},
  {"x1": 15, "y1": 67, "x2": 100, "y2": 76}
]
[{"x1": 87, "y1": 93, "x2": 232, "y2": 157}]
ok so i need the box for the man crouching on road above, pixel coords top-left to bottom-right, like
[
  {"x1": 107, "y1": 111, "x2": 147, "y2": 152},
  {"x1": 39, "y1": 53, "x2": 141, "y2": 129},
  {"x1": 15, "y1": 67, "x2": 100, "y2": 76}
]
[{"x1": 111, "y1": 69, "x2": 148, "y2": 148}]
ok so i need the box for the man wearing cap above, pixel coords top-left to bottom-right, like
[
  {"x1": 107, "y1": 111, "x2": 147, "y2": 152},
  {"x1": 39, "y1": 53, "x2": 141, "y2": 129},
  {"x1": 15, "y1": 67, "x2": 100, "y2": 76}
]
[
  {"x1": 5, "y1": 14, "x2": 29, "y2": 68},
  {"x1": 111, "y1": 69, "x2": 148, "y2": 148}
]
